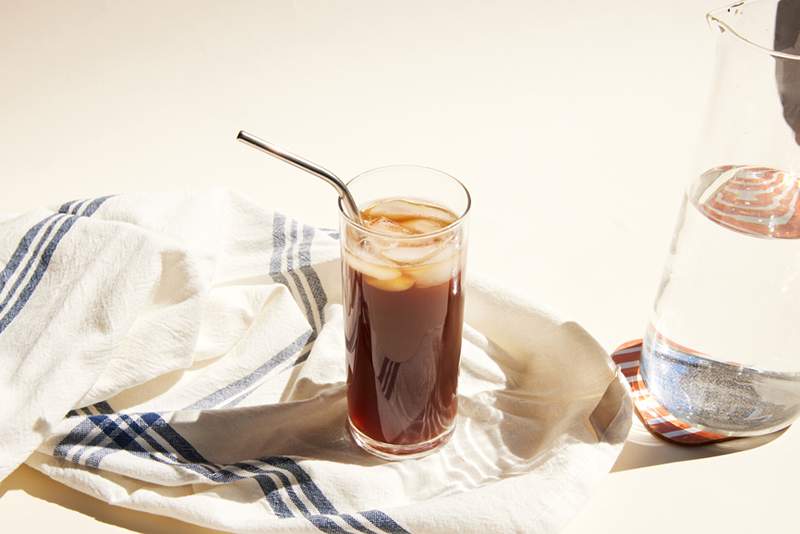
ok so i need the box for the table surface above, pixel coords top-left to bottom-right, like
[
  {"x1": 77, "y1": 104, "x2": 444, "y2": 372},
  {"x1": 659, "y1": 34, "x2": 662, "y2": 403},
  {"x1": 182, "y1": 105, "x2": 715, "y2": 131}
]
[{"x1": 2, "y1": 1, "x2": 797, "y2": 532}]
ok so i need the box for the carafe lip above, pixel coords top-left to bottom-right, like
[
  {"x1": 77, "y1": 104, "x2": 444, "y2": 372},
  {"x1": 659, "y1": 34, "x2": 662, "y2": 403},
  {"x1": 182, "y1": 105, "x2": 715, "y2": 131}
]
[{"x1": 708, "y1": 0, "x2": 800, "y2": 61}]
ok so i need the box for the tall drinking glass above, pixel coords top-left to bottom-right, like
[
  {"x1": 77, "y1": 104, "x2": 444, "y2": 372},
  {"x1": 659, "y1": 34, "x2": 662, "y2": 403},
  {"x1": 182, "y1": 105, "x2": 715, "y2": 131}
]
[
  {"x1": 339, "y1": 165, "x2": 470, "y2": 459},
  {"x1": 642, "y1": 0, "x2": 800, "y2": 436}
]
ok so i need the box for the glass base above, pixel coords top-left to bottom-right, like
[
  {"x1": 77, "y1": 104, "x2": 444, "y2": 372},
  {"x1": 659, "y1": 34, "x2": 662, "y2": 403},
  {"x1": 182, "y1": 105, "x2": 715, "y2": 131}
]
[
  {"x1": 347, "y1": 418, "x2": 455, "y2": 461},
  {"x1": 641, "y1": 332, "x2": 800, "y2": 437}
]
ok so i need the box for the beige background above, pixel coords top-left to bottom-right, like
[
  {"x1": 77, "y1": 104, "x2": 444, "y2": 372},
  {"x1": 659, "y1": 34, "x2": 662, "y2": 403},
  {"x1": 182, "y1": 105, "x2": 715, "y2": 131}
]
[{"x1": 2, "y1": 1, "x2": 797, "y2": 532}]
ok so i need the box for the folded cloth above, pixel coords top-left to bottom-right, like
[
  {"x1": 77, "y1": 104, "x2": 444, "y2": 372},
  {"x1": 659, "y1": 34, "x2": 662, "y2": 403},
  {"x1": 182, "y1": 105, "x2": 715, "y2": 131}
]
[{"x1": 0, "y1": 190, "x2": 631, "y2": 533}]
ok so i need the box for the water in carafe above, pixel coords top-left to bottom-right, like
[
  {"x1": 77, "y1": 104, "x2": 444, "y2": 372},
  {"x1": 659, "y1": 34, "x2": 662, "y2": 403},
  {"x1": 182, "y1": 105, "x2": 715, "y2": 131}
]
[{"x1": 641, "y1": 165, "x2": 800, "y2": 436}]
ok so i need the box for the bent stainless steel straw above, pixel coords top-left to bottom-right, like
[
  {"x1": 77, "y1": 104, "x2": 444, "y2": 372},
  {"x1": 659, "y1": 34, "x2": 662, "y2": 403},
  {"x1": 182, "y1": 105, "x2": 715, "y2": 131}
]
[{"x1": 236, "y1": 130, "x2": 362, "y2": 222}]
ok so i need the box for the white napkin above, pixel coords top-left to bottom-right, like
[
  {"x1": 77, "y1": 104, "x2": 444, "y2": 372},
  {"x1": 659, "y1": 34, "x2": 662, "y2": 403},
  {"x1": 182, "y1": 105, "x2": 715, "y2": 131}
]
[{"x1": 0, "y1": 190, "x2": 631, "y2": 533}]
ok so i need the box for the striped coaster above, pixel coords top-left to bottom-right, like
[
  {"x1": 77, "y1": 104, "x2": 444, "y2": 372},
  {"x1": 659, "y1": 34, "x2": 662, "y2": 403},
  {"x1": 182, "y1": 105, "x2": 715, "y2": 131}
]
[{"x1": 612, "y1": 340, "x2": 730, "y2": 445}]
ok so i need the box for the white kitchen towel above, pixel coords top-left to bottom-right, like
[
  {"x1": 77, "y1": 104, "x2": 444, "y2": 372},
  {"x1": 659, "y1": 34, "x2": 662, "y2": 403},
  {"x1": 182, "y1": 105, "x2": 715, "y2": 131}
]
[{"x1": 0, "y1": 190, "x2": 631, "y2": 533}]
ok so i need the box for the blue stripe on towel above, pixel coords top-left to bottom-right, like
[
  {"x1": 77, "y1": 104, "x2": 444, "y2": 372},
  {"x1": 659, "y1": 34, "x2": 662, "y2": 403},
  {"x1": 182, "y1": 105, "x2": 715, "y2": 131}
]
[
  {"x1": 0, "y1": 215, "x2": 78, "y2": 333},
  {"x1": 246, "y1": 215, "x2": 330, "y2": 380},
  {"x1": 196, "y1": 217, "x2": 332, "y2": 410},
  {"x1": 53, "y1": 417, "x2": 96, "y2": 459},
  {"x1": 269, "y1": 213, "x2": 291, "y2": 291},
  {"x1": 54, "y1": 411, "x2": 407, "y2": 533},
  {"x1": 0, "y1": 214, "x2": 66, "y2": 315},
  {"x1": 70, "y1": 200, "x2": 88, "y2": 215},
  {"x1": 286, "y1": 219, "x2": 317, "y2": 336},
  {"x1": 83, "y1": 196, "x2": 113, "y2": 217},
  {"x1": 308, "y1": 517, "x2": 350, "y2": 534},
  {"x1": 58, "y1": 199, "x2": 78, "y2": 213},
  {"x1": 0, "y1": 213, "x2": 59, "y2": 296},
  {"x1": 267, "y1": 457, "x2": 407, "y2": 534},
  {"x1": 359, "y1": 510, "x2": 410, "y2": 534},
  {"x1": 113, "y1": 417, "x2": 295, "y2": 520},
  {"x1": 268, "y1": 214, "x2": 317, "y2": 363},
  {"x1": 185, "y1": 329, "x2": 312, "y2": 409},
  {"x1": 299, "y1": 224, "x2": 327, "y2": 322},
  {"x1": 119, "y1": 414, "x2": 180, "y2": 461},
  {"x1": 65, "y1": 401, "x2": 114, "y2": 419},
  {"x1": 84, "y1": 414, "x2": 151, "y2": 468},
  {"x1": 253, "y1": 473, "x2": 294, "y2": 518},
  {"x1": 0, "y1": 196, "x2": 111, "y2": 335},
  {"x1": 266, "y1": 458, "x2": 380, "y2": 534},
  {"x1": 56, "y1": 196, "x2": 112, "y2": 217},
  {"x1": 93, "y1": 401, "x2": 114, "y2": 414},
  {"x1": 263, "y1": 456, "x2": 337, "y2": 514},
  {"x1": 270, "y1": 213, "x2": 328, "y2": 343},
  {"x1": 257, "y1": 465, "x2": 314, "y2": 516},
  {"x1": 199, "y1": 214, "x2": 324, "y2": 410},
  {"x1": 340, "y1": 515, "x2": 378, "y2": 534},
  {"x1": 247, "y1": 466, "x2": 364, "y2": 533},
  {"x1": 139, "y1": 412, "x2": 208, "y2": 464}
]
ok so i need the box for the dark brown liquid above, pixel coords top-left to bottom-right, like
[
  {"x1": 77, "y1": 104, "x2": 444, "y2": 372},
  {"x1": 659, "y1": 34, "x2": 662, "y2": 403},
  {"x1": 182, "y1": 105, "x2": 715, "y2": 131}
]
[{"x1": 344, "y1": 265, "x2": 464, "y2": 445}]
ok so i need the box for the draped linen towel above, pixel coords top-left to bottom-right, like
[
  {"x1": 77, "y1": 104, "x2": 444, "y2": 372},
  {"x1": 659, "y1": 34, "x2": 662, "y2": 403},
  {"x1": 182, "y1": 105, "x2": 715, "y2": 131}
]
[{"x1": 0, "y1": 190, "x2": 631, "y2": 533}]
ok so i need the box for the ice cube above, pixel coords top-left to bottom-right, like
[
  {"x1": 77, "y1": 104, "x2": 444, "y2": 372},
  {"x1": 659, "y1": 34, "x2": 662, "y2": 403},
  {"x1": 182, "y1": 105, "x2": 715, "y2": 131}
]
[
  {"x1": 399, "y1": 218, "x2": 446, "y2": 234},
  {"x1": 364, "y1": 199, "x2": 457, "y2": 224},
  {"x1": 365, "y1": 217, "x2": 413, "y2": 237},
  {"x1": 424, "y1": 241, "x2": 460, "y2": 264},
  {"x1": 364, "y1": 274, "x2": 415, "y2": 292},
  {"x1": 406, "y1": 259, "x2": 457, "y2": 288},
  {"x1": 344, "y1": 248, "x2": 402, "y2": 280},
  {"x1": 379, "y1": 243, "x2": 441, "y2": 264}
]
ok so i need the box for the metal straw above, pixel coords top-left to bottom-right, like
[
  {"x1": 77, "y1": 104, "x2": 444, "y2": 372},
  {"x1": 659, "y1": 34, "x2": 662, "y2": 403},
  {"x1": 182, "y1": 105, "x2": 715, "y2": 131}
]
[{"x1": 236, "y1": 131, "x2": 362, "y2": 222}]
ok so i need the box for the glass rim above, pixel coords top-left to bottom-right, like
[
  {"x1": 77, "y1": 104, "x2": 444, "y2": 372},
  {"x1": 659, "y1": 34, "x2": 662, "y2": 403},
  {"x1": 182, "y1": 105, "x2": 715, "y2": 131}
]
[
  {"x1": 708, "y1": 0, "x2": 800, "y2": 61},
  {"x1": 338, "y1": 164, "x2": 472, "y2": 240}
]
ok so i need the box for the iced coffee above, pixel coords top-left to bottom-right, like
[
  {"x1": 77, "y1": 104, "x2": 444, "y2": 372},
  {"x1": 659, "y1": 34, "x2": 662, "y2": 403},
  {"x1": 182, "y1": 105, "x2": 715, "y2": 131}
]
[{"x1": 340, "y1": 168, "x2": 470, "y2": 460}]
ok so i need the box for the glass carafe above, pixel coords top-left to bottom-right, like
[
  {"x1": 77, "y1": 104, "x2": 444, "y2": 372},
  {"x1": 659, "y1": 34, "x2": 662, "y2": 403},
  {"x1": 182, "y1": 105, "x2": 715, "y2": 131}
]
[{"x1": 641, "y1": 0, "x2": 800, "y2": 437}]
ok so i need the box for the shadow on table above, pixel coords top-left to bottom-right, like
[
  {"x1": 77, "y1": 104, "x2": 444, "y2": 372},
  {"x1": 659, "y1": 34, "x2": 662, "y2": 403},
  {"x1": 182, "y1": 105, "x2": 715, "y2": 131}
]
[
  {"x1": 0, "y1": 465, "x2": 225, "y2": 534},
  {"x1": 611, "y1": 419, "x2": 788, "y2": 472}
]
